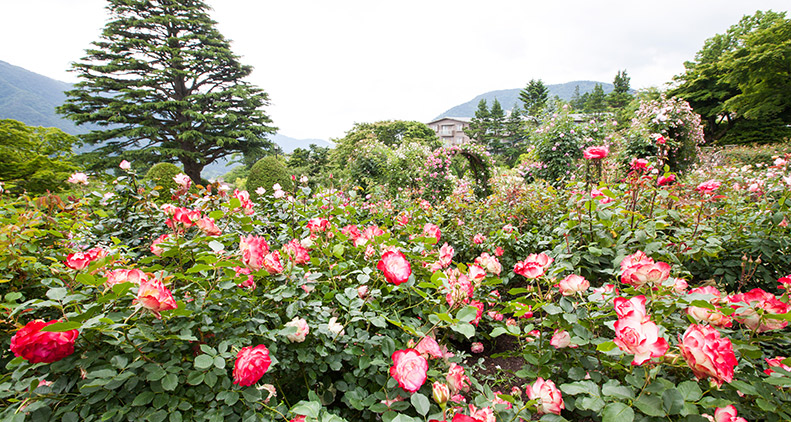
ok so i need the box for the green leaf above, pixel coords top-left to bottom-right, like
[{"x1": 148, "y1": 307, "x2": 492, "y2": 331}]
[
  {"x1": 602, "y1": 402, "x2": 634, "y2": 422},
  {"x1": 162, "y1": 373, "x2": 178, "y2": 391},
  {"x1": 40, "y1": 321, "x2": 81, "y2": 332},
  {"x1": 194, "y1": 354, "x2": 214, "y2": 370},
  {"x1": 410, "y1": 392, "x2": 430, "y2": 416},
  {"x1": 291, "y1": 401, "x2": 321, "y2": 419},
  {"x1": 602, "y1": 380, "x2": 634, "y2": 400},
  {"x1": 677, "y1": 381, "x2": 702, "y2": 402},
  {"x1": 542, "y1": 304, "x2": 562, "y2": 315},
  {"x1": 662, "y1": 388, "x2": 685, "y2": 415},
  {"x1": 450, "y1": 323, "x2": 475, "y2": 339},
  {"x1": 46, "y1": 287, "x2": 68, "y2": 301},
  {"x1": 596, "y1": 341, "x2": 617, "y2": 352},
  {"x1": 186, "y1": 371, "x2": 204, "y2": 386},
  {"x1": 634, "y1": 394, "x2": 665, "y2": 417},
  {"x1": 132, "y1": 391, "x2": 155, "y2": 406},
  {"x1": 559, "y1": 380, "x2": 599, "y2": 396},
  {"x1": 457, "y1": 306, "x2": 478, "y2": 323}
]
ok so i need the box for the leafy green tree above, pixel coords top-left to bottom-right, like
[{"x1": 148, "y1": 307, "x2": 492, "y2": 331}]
[
  {"x1": 465, "y1": 99, "x2": 491, "y2": 143},
  {"x1": 519, "y1": 79, "x2": 549, "y2": 116},
  {"x1": 58, "y1": 0, "x2": 277, "y2": 184},
  {"x1": 0, "y1": 119, "x2": 80, "y2": 194},
  {"x1": 331, "y1": 121, "x2": 438, "y2": 170},
  {"x1": 671, "y1": 10, "x2": 788, "y2": 143},
  {"x1": 503, "y1": 105, "x2": 528, "y2": 164}
]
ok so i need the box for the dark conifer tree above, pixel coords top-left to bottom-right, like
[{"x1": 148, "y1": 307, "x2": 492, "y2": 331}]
[{"x1": 58, "y1": 0, "x2": 277, "y2": 183}]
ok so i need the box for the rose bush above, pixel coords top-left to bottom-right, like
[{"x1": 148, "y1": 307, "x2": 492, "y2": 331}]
[{"x1": 0, "y1": 152, "x2": 789, "y2": 422}]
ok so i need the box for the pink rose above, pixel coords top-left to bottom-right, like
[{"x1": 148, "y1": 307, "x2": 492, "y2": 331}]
[
  {"x1": 307, "y1": 218, "x2": 330, "y2": 234},
  {"x1": 613, "y1": 317, "x2": 669, "y2": 365},
  {"x1": 196, "y1": 217, "x2": 221, "y2": 236},
  {"x1": 262, "y1": 251, "x2": 283, "y2": 274},
  {"x1": 10, "y1": 319, "x2": 79, "y2": 363},
  {"x1": 377, "y1": 250, "x2": 412, "y2": 286},
  {"x1": 232, "y1": 344, "x2": 271, "y2": 387},
  {"x1": 468, "y1": 264, "x2": 486, "y2": 282},
  {"x1": 136, "y1": 276, "x2": 178, "y2": 319},
  {"x1": 471, "y1": 342, "x2": 484, "y2": 353},
  {"x1": 712, "y1": 405, "x2": 747, "y2": 422},
  {"x1": 630, "y1": 158, "x2": 651, "y2": 171},
  {"x1": 526, "y1": 377, "x2": 564, "y2": 415},
  {"x1": 728, "y1": 288, "x2": 789, "y2": 332},
  {"x1": 658, "y1": 174, "x2": 676, "y2": 186},
  {"x1": 173, "y1": 173, "x2": 191, "y2": 189},
  {"x1": 469, "y1": 300, "x2": 484, "y2": 326},
  {"x1": 624, "y1": 261, "x2": 671, "y2": 289},
  {"x1": 415, "y1": 336, "x2": 444, "y2": 359},
  {"x1": 474, "y1": 252, "x2": 501, "y2": 275},
  {"x1": 285, "y1": 317, "x2": 309, "y2": 343},
  {"x1": 550, "y1": 329, "x2": 572, "y2": 349},
  {"x1": 696, "y1": 179, "x2": 721, "y2": 195},
  {"x1": 232, "y1": 189, "x2": 255, "y2": 215},
  {"x1": 150, "y1": 234, "x2": 171, "y2": 256},
  {"x1": 437, "y1": 242, "x2": 455, "y2": 269},
  {"x1": 558, "y1": 274, "x2": 589, "y2": 296},
  {"x1": 678, "y1": 324, "x2": 737, "y2": 387},
  {"x1": 105, "y1": 268, "x2": 147, "y2": 288},
  {"x1": 423, "y1": 223, "x2": 441, "y2": 243},
  {"x1": 119, "y1": 160, "x2": 131, "y2": 170},
  {"x1": 472, "y1": 233, "x2": 486, "y2": 244},
  {"x1": 779, "y1": 274, "x2": 791, "y2": 290},
  {"x1": 65, "y1": 252, "x2": 91, "y2": 271},
  {"x1": 514, "y1": 253, "x2": 553, "y2": 279},
  {"x1": 583, "y1": 146, "x2": 609, "y2": 160},
  {"x1": 764, "y1": 356, "x2": 791, "y2": 376},
  {"x1": 282, "y1": 239, "x2": 311, "y2": 265},
  {"x1": 240, "y1": 235, "x2": 269, "y2": 270},
  {"x1": 390, "y1": 349, "x2": 428, "y2": 393},
  {"x1": 446, "y1": 363, "x2": 470, "y2": 394},
  {"x1": 613, "y1": 296, "x2": 648, "y2": 322}
]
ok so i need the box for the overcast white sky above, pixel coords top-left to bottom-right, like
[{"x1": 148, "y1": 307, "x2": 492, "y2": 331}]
[{"x1": 2, "y1": 1, "x2": 789, "y2": 140}]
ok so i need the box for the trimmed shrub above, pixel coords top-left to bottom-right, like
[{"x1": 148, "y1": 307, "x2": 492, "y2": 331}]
[
  {"x1": 246, "y1": 156, "x2": 293, "y2": 199},
  {"x1": 143, "y1": 162, "x2": 183, "y2": 197}
]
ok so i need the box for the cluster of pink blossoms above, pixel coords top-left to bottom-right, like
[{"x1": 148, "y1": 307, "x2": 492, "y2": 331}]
[
  {"x1": 619, "y1": 250, "x2": 671, "y2": 289},
  {"x1": 514, "y1": 253, "x2": 553, "y2": 279}
]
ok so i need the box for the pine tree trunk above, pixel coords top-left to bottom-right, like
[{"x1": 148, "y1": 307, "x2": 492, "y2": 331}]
[{"x1": 182, "y1": 158, "x2": 203, "y2": 185}]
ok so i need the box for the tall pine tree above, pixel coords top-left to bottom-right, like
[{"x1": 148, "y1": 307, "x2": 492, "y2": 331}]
[
  {"x1": 465, "y1": 99, "x2": 491, "y2": 142},
  {"x1": 519, "y1": 79, "x2": 549, "y2": 116},
  {"x1": 58, "y1": 0, "x2": 277, "y2": 183}
]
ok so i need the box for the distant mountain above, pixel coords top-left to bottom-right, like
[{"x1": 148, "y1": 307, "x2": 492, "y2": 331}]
[
  {"x1": 433, "y1": 81, "x2": 616, "y2": 119},
  {"x1": 273, "y1": 134, "x2": 334, "y2": 154},
  {"x1": 0, "y1": 60, "x2": 89, "y2": 134}
]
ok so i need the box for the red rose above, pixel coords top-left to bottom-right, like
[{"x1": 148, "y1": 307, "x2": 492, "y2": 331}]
[
  {"x1": 233, "y1": 344, "x2": 272, "y2": 387},
  {"x1": 11, "y1": 320, "x2": 79, "y2": 363},
  {"x1": 377, "y1": 250, "x2": 412, "y2": 285},
  {"x1": 65, "y1": 252, "x2": 91, "y2": 271},
  {"x1": 390, "y1": 348, "x2": 428, "y2": 392}
]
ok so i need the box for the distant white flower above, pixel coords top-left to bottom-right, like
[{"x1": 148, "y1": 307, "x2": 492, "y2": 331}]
[
  {"x1": 272, "y1": 183, "x2": 282, "y2": 191},
  {"x1": 300, "y1": 175, "x2": 308, "y2": 184},
  {"x1": 328, "y1": 317, "x2": 344, "y2": 337},
  {"x1": 255, "y1": 187, "x2": 266, "y2": 195},
  {"x1": 119, "y1": 160, "x2": 131, "y2": 171},
  {"x1": 173, "y1": 173, "x2": 191, "y2": 188},
  {"x1": 67, "y1": 172, "x2": 89, "y2": 185}
]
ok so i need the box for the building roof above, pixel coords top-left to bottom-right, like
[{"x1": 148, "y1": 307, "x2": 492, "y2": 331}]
[{"x1": 426, "y1": 116, "x2": 472, "y2": 125}]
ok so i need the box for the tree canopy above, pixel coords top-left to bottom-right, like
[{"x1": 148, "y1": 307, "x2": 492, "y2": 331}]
[
  {"x1": 671, "y1": 10, "x2": 790, "y2": 143},
  {"x1": 330, "y1": 121, "x2": 439, "y2": 170},
  {"x1": 58, "y1": 0, "x2": 277, "y2": 183},
  {"x1": 0, "y1": 119, "x2": 79, "y2": 194}
]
